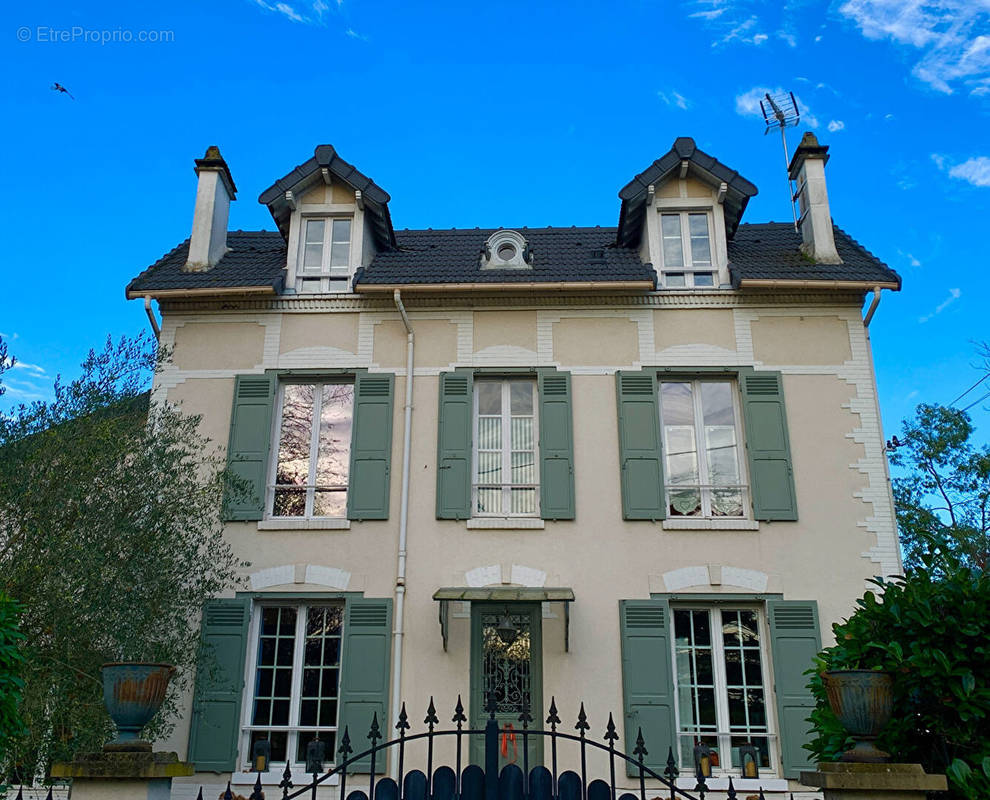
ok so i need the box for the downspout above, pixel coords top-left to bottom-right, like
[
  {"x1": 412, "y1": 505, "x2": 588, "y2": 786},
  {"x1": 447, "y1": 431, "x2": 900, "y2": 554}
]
[
  {"x1": 144, "y1": 295, "x2": 161, "y2": 340},
  {"x1": 390, "y1": 289, "x2": 414, "y2": 775},
  {"x1": 862, "y1": 286, "x2": 904, "y2": 574}
]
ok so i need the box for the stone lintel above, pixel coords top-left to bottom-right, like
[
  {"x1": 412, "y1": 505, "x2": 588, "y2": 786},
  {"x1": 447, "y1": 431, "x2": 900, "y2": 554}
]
[
  {"x1": 800, "y1": 762, "x2": 948, "y2": 792},
  {"x1": 51, "y1": 751, "x2": 195, "y2": 780}
]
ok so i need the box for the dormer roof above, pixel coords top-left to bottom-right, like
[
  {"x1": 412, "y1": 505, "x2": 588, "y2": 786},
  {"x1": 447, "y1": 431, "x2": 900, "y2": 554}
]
[
  {"x1": 615, "y1": 137, "x2": 758, "y2": 248},
  {"x1": 258, "y1": 144, "x2": 396, "y2": 250}
]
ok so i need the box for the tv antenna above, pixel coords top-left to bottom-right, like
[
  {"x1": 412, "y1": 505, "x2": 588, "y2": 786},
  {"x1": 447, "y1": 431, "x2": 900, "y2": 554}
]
[{"x1": 760, "y1": 90, "x2": 801, "y2": 231}]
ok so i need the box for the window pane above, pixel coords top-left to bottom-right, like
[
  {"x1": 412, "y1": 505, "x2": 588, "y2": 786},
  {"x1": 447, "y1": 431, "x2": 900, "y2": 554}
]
[
  {"x1": 316, "y1": 384, "x2": 354, "y2": 489},
  {"x1": 511, "y1": 487, "x2": 537, "y2": 514},
  {"x1": 253, "y1": 607, "x2": 296, "y2": 727},
  {"x1": 276, "y1": 384, "x2": 315, "y2": 488},
  {"x1": 663, "y1": 237, "x2": 685, "y2": 267},
  {"x1": 477, "y1": 382, "x2": 501, "y2": 415},
  {"x1": 476, "y1": 487, "x2": 501, "y2": 514},
  {"x1": 295, "y1": 731, "x2": 336, "y2": 766},
  {"x1": 313, "y1": 490, "x2": 347, "y2": 517},
  {"x1": 306, "y1": 219, "x2": 326, "y2": 244},
  {"x1": 331, "y1": 218, "x2": 351, "y2": 244},
  {"x1": 303, "y1": 220, "x2": 325, "y2": 270},
  {"x1": 689, "y1": 214, "x2": 712, "y2": 266},
  {"x1": 273, "y1": 488, "x2": 306, "y2": 517},
  {"x1": 511, "y1": 450, "x2": 536, "y2": 484},
  {"x1": 477, "y1": 450, "x2": 502, "y2": 485},
  {"x1": 661, "y1": 214, "x2": 682, "y2": 237},
  {"x1": 688, "y1": 213, "x2": 708, "y2": 237},
  {"x1": 665, "y1": 272, "x2": 686, "y2": 288},
  {"x1": 661, "y1": 382, "x2": 694, "y2": 424},
  {"x1": 329, "y1": 242, "x2": 350, "y2": 269},
  {"x1": 511, "y1": 417, "x2": 534, "y2": 451},
  {"x1": 693, "y1": 272, "x2": 715, "y2": 287},
  {"x1": 252, "y1": 731, "x2": 287, "y2": 763},
  {"x1": 510, "y1": 382, "x2": 534, "y2": 415}
]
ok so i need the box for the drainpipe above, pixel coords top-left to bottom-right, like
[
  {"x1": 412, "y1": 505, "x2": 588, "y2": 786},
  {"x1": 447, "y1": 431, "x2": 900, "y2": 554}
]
[
  {"x1": 144, "y1": 295, "x2": 161, "y2": 340},
  {"x1": 862, "y1": 286, "x2": 904, "y2": 574},
  {"x1": 390, "y1": 289, "x2": 414, "y2": 775}
]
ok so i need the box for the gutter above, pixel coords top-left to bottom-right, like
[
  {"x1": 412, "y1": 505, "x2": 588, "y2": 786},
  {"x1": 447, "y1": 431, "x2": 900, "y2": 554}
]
[
  {"x1": 390, "y1": 289, "x2": 414, "y2": 776},
  {"x1": 144, "y1": 296, "x2": 161, "y2": 340},
  {"x1": 738, "y1": 279, "x2": 900, "y2": 291},
  {"x1": 125, "y1": 285, "x2": 278, "y2": 300},
  {"x1": 355, "y1": 280, "x2": 655, "y2": 294}
]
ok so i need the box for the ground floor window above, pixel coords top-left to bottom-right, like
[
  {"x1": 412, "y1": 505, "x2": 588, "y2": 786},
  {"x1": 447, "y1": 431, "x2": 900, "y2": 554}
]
[
  {"x1": 244, "y1": 603, "x2": 343, "y2": 767},
  {"x1": 672, "y1": 606, "x2": 774, "y2": 774}
]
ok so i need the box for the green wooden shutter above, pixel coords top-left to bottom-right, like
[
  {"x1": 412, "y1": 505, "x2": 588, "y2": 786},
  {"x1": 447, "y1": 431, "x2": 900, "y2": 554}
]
[
  {"x1": 339, "y1": 598, "x2": 393, "y2": 773},
  {"x1": 188, "y1": 598, "x2": 251, "y2": 771},
  {"x1": 436, "y1": 371, "x2": 473, "y2": 519},
  {"x1": 767, "y1": 600, "x2": 821, "y2": 779},
  {"x1": 538, "y1": 370, "x2": 575, "y2": 520},
  {"x1": 739, "y1": 370, "x2": 798, "y2": 521},
  {"x1": 619, "y1": 599, "x2": 676, "y2": 776},
  {"x1": 615, "y1": 371, "x2": 665, "y2": 520},
  {"x1": 347, "y1": 372, "x2": 395, "y2": 520},
  {"x1": 224, "y1": 374, "x2": 276, "y2": 521}
]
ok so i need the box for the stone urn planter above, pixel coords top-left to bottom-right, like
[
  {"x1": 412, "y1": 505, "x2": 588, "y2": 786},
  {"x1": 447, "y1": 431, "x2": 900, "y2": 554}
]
[
  {"x1": 823, "y1": 669, "x2": 894, "y2": 763},
  {"x1": 101, "y1": 662, "x2": 175, "y2": 752}
]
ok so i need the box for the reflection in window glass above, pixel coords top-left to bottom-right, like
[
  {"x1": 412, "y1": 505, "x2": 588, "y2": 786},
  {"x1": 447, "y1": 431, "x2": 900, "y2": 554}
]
[
  {"x1": 660, "y1": 212, "x2": 715, "y2": 288},
  {"x1": 273, "y1": 382, "x2": 354, "y2": 518},
  {"x1": 303, "y1": 220, "x2": 325, "y2": 271},
  {"x1": 474, "y1": 380, "x2": 538, "y2": 516},
  {"x1": 660, "y1": 380, "x2": 745, "y2": 518},
  {"x1": 249, "y1": 604, "x2": 342, "y2": 767}
]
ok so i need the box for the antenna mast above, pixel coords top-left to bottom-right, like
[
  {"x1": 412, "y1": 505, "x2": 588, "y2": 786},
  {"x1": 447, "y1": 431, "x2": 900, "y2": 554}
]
[{"x1": 759, "y1": 90, "x2": 801, "y2": 231}]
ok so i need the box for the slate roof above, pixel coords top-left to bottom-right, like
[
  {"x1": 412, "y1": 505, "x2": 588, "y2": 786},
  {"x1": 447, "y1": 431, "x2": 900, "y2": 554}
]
[
  {"x1": 258, "y1": 145, "x2": 396, "y2": 250},
  {"x1": 128, "y1": 222, "x2": 899, "y2": 297},
  {"x1": 125, "y1": 231, "x2": 286, "y2": 297},
  {"x1": 355, "y1": 227, "x2": 656, "y2": 288},
  {"x1": 728, "y1": 223, "x2": 901, "y2": 287},
  {"x1": 616, "y1": 137, "x2": 758, "y2": 248}
]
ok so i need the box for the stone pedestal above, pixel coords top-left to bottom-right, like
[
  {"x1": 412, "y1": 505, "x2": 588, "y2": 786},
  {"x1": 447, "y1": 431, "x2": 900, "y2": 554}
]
[
  {"x1": 51, "y1": 751, "x2": 194, "y2": 800},
  {"x1": 800, "y1": 763, "x2": 947, "y2": 800}
]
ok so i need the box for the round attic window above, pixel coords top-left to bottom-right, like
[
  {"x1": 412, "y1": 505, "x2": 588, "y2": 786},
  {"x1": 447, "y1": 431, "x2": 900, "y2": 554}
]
[{"x1": 497, "y1": 243, "x2": 517, "y2": 261}]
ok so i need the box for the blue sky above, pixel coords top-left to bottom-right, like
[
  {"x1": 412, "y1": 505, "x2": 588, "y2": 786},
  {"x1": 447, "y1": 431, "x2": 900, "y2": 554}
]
[{"x1": 1, "y1": 0, "x2": 988, "y2": 441}]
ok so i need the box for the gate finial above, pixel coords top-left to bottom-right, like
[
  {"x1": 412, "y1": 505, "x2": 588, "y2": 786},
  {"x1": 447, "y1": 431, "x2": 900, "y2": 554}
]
[
  {"x1": 604, "y1": 712, "x2": 619, "y2": 742},
  {"x1": 453, "y1": 694, "x2": 467, "y2": 727}
]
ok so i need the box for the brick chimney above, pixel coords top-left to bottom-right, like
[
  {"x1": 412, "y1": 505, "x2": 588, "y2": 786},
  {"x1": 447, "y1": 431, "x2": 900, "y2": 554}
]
[
  {"x1": 184, "y1": 146, "x2": 237, "y2": 272},
  {"x1": 788, "y1": 132, "x2": 841, "y2": 264}
]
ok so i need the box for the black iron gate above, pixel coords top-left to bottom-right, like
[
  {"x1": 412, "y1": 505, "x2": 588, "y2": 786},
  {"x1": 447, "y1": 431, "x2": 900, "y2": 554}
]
[{"x1": 205, "y1": 694, "x2": 768, "y2": 800}]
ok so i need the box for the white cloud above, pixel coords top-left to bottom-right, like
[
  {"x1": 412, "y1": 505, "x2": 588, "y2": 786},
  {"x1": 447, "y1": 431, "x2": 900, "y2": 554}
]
[
  {"x1": 838, "y1": 0, "x2": 990, "y2": 94},
  {"x1": 250, "y1": 0, "x2": 332, "y2": 25},
  {"x1": 690, "y1": 7, "x2": 728, "y2": 19},
  {"x1": 12, "y1": 361, "x2": 46, "y2": 376},
  {"x1": 657, "y1": 90, "x2": 691, "y2": 110},
  {"x1": 712, "y1": 16, "x2": 771, "y2": 47},
  {"x1": 919, "y1": 287, "x2": 961, "y2": 323},
  {"x1": 0, "y1": 376, "x2": 48, "y2": 403},
  {"x1": 898, "y1": 249, "x2": 922, "y2": 267},
  {"x1": 0, "y1": 331, "x2": 17, "y2": 341},
  {"x1": 827, "y1": 119, "x2": 845, "y2": 132},
  {"x1": 777, "y1": 30, "x2": 798, "y2": 47},
  {"x1": 345, "y1": 28, "x2": 369, "y2": 40},
  {"x1": 931, "y1": 152, "x2": 947, "y2": 170},
  {"x1": 948, "y1": 156, "x2": 990, "y2": 187},
  {"x1": 735, "y1": 86, "x2": 819, "y2": 128}
]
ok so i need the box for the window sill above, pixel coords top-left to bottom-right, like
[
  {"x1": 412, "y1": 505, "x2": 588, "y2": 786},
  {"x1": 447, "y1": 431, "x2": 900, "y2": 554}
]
[
  {"x1": 675, "y1": 777, "x2": 787, "y2": 792},
  {"x1": 466, "y1": 518, "x2": 545, "y2": 530},
  {"x1": 662, "y1": 518, "x2": 759, "y2": 531},
  {"x1": 233, "y1": 770, "x2": 339, "y2": 786},
  {"x1": 257, "y1": 518, "x2": 351, "y2": 531}
]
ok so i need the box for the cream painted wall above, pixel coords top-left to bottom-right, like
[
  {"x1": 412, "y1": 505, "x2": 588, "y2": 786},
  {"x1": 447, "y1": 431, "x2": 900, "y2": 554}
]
[
  {"x1": 152, "y1": 295, "x2": 896, "y2": 794},
  {"x1": 172, "y1": 322, "x2": 265, "y2": 371}
]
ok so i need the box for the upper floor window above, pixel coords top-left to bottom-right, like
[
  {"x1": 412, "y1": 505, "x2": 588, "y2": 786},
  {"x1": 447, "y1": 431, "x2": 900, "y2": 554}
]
[
  {"x1": 658, "y1": 379, "x2": 747, "y2": 518},
  {"x1": 481, "y1": 230, "x2": 530, "y2": 270},
  {"x1": 298, "y1": 217, "x2": 352, "y2": 292},
  {"x1": 270, "y1": 381, "x2": 354, "y2": 519},
  {"x1": 473, "y1": 379, "x2": 539, "y2": 516},
  {"x1": 660, "y1": 212, "x2": 715, "y2": 288}
]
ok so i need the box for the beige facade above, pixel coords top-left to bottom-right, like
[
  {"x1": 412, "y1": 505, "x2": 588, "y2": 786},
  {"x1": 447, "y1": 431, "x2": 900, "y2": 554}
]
[{"x1": 157, "y1": 288, "x2": 897, "y2": 799}]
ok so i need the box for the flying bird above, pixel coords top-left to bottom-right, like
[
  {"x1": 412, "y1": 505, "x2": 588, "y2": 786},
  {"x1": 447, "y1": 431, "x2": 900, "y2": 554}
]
[{"x1": 51, "y1": 83, "x2": 75, "y2": 100}]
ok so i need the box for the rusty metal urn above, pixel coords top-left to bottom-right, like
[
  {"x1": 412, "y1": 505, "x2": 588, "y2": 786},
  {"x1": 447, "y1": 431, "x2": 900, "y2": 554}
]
[
  {"x1": 823, "y1": 669, "x2": 894, "y2": 763},
  {"x1": 101, "y1": 662, "x2": 175, "y2": 752}
]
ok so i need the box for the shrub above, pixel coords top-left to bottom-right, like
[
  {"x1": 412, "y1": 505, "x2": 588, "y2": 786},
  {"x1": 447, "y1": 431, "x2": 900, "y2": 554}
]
[
  {"x1": 806, "y1": 553, "x2": 990, "y2": 799},
  {"x1": 0, "y1": 594, "x2": 26, "y2": 754}
]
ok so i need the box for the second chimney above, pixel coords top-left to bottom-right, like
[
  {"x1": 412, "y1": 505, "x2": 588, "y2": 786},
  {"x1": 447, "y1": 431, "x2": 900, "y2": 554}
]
[
  {"x1": 788, "y1": 132, "x2": 841, "y2": 264},
  {"x1": 184, "y1": 146, "x2": 237, "y2": 272}
]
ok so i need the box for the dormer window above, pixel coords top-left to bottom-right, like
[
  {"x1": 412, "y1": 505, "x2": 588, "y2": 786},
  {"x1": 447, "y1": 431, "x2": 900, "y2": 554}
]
[
  {"x1": 298, "y1": 217, "x2": 352, "y2": 292},
  {"x1": 660, "y1": 212, "x2": 715, "y2": 288},
  {"x1": 482, "y1": 230, "x2": 530, "y2": 270}
]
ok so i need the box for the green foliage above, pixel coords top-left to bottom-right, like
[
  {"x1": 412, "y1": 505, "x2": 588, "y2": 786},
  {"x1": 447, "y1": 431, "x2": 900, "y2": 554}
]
[
  {"x1": 806, "y1": 553, "x2": 990, "y2": 799},
  {"x1": 0, "y1": 594, "x2": 26, "y2": 753},
  {"x1": 0, "y1": 332, "x2": 244, "y2": 780},
  {"x1": 889, "y1": 403, "x2": 990, "y2": 572}
]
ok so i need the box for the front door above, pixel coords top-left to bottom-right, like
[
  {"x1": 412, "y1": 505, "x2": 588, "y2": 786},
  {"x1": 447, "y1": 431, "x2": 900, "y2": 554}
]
[{"x1": 470, "y1": 604, "x2": 543, "y2": 770}]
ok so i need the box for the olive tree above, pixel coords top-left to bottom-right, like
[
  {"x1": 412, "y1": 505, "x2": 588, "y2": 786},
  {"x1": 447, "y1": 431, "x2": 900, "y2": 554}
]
[{"x1": 0, "y1": 332, "x2": 243, "y2": 780}]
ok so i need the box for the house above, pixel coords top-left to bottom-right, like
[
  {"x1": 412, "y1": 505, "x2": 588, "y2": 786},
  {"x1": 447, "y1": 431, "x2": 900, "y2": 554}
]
[{"x1": 126, "y1": 134, "x2": 902, "y2": 799}]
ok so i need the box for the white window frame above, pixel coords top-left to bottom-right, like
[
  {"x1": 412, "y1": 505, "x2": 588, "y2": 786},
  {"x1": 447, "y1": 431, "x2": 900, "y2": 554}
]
[
  {"x1": 659, "y1": 211, "x2": 717, "y2": 289},
  {"x1": 658, "y1": 378, "x2": 750, "y2": 519},
  {"x1": 239, "y1": 600, "x2": 344, "y2": 772},
  {"x1": 669, "y1": 604, "x2": 779, "y2": 777},
  {"x1": 266, "y1": 379, "x2": 354, "y2": 520},
  {"x1": 471, "y1": 378, "x2": 540, "y2": 518},
  {"x1": 296, "y1": 215, "x2": 354, "y2": 293}
]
